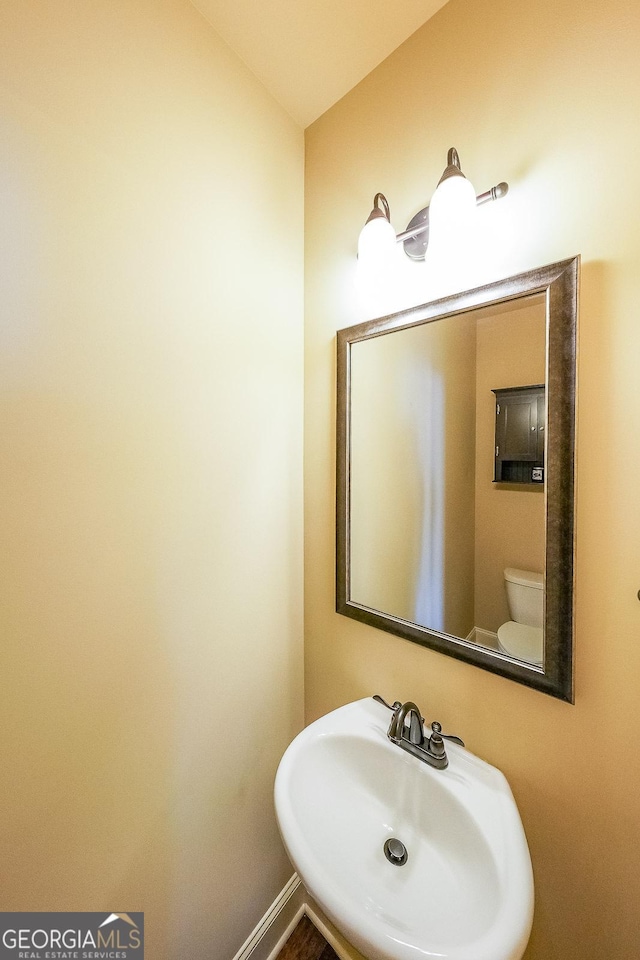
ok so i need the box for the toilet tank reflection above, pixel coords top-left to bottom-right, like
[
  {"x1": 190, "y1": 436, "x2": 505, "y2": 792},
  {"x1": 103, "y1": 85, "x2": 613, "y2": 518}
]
[{"x1": 498, "y1": 568, "x2": 544, "y2": 666}]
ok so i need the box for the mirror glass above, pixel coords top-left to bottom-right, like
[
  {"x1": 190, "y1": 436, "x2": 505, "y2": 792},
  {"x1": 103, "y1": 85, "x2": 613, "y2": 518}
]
[
  {"x1": 337, "y1": 259, "x2": 578, "y2": 701},
  {"x1": 350, "y1": 294, "x2": 545, "y2": 654}
]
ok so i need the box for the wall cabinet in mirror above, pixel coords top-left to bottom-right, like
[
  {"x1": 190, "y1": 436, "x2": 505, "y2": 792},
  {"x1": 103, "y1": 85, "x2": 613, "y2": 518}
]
[
  {"x1": 493, "y1": 385, "x2": 545, "y2": 484},
  {"x1": 336, "y1": 257, "x2": 579, "y2": 702}
]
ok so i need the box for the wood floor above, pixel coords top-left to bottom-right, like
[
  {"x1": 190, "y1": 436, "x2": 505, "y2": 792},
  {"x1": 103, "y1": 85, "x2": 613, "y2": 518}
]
[{"x1": 275, "y1": 915, "x2": 339, "y2": 960}]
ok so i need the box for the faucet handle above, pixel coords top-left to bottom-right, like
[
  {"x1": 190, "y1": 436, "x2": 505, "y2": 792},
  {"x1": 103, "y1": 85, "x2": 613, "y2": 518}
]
[
  {"x1": 372, "y1": 695, "x2": 402, "y2": 712},
  {"x1": 430, "y1": 721, "x2": 465, "y2": 747}
]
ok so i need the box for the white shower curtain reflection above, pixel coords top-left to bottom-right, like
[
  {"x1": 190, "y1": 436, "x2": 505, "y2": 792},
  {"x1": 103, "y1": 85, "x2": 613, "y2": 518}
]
[{"x1": 405, "y1": 361, "x2": 445, "y2": 631}]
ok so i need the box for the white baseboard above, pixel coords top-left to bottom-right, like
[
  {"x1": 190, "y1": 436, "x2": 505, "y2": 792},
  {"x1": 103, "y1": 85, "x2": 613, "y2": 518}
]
[
  {"x1": 231, "y1": 874, "x2": 364, "y2": 960},
  {"x1": 231, "y1": 874, "x2": 305, "y2": 960},
  {"x1": 466, "y1": 625, "x2": 499, "y2": 650}
]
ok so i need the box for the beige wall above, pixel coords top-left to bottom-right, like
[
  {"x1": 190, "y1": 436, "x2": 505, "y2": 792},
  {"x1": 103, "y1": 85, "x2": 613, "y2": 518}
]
[
  {"x1": 350, "y1": 314, "x2": 476, "y2": 635},
  {"x1": 0, "y1": 2, "x2": 303, "y2": 957},
  {"x1": 474, "y1": 298, "x2": 546, "y2": 634},
  {"x1": 304, "y1": 1, "x2": 640, "y2": 959}
]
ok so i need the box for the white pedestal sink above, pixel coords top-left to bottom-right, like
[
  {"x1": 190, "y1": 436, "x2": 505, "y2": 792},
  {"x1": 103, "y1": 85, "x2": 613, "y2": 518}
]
[{"x1": 275, "y1": 698, "x2": 534, "y2": 960}]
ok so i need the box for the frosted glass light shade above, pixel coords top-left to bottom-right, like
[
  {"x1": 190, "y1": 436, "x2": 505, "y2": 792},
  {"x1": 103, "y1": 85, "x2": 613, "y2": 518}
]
[
  {"x1": 427, "y1": 173, "x2": 477, "y2": 249},
  {"x1": 424, "y1": 174, "x2": 478, "y2": 298},
  {"x1": 357, "y1": 215, "x2": 397, "y2": 268},
  {"x1": 356, "y1": 213, "x2": 403, "y2": 319}
]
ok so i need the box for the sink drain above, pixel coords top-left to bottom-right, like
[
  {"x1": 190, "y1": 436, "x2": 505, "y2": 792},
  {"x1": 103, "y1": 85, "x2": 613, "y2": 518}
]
[{"x1": 383, "y1": 837, "x2": 408, "y2": 866}]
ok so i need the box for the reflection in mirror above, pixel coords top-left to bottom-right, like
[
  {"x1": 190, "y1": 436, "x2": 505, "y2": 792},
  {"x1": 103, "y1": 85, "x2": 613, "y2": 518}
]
[
  {"x1": 350, "y1": 295, "x2": 546, "y2": 662},
  {"x1": 337, "y1": 258, "x2": 579, "y2": 701}
]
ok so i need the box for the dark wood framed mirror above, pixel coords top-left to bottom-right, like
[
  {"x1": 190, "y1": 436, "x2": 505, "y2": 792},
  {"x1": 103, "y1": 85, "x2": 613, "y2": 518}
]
[{"x1": 336, "y1": 257, "x2": 579, "y2": 702}]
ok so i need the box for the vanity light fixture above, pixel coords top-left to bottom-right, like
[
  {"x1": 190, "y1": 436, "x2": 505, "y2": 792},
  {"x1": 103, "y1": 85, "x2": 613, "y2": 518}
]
[
  {"x1": 357, "y1": 192, "x2": 397, "y2": 264},
  {"x1": 359, "y1": 148, "x2": 509, "y2": 262}
]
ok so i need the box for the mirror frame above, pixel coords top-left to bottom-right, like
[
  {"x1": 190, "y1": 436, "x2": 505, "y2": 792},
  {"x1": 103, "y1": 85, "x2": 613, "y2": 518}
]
[{"x1": 336, "y1": 257, "x2": 579, "y2": 702}]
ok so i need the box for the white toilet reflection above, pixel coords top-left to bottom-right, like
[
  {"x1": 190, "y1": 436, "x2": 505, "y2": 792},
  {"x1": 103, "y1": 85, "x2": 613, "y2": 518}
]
[{"x1": 497, "y1": 568, "x2": 544, "y2": 666}]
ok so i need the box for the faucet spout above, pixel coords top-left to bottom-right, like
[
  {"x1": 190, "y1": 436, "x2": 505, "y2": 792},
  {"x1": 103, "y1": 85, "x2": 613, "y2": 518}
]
[
  {"x1": 376, "y1": 696, "x2": 464, "y2": 770},
  {"x1": 388, "y1": 701, "x2": 424, "y2": 745}
]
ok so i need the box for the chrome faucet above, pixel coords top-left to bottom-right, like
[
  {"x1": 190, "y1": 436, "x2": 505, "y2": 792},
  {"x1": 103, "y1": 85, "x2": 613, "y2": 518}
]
[{"x1": 373, "y1": 695, "x2": 464, "y2": 770}]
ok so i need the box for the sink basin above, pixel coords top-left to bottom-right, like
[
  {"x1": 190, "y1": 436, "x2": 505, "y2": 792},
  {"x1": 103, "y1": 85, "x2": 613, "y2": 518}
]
[{"x1": 274, "y1": 698, "x2": 534, "y2": 960}]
